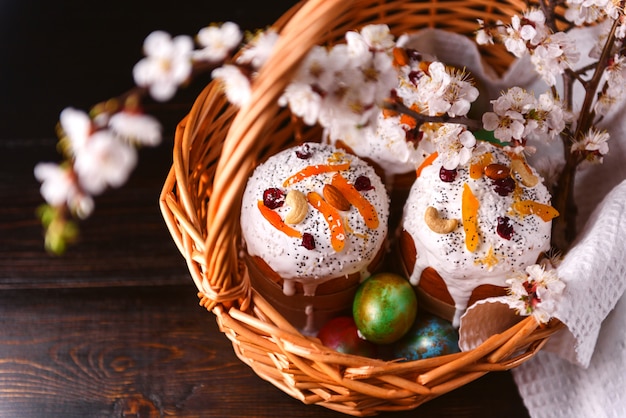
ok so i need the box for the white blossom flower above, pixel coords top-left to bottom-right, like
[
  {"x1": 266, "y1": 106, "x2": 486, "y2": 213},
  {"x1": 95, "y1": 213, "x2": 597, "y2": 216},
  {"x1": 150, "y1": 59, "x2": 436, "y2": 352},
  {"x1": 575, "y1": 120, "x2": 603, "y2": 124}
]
[
  {"x1": 476, "y1": 19, "x2": 507, "y2": 45},
  {"x1": 59, "y1": 107, "x2": 92, "y2": 155},
  {"x1": 360, "y1": 50, "x2": 396, "y2": 106},
  {"x1": 494, "y1": 86, "x2": 537, "y2": 114},
  {"x1": 236, "y1": 30, "x2": 279, "y2": 69},
  {"x1": 359, "y1": 24, "x2": 396, "y2": 51},
  {"x1": 344, "y1": 24, "x2": 395, "y2": 68},
  {"x1": 34, "y1": 163, "x2": 94, "y2": 218},
  {"x1": 522, "y1": 8, "x2": 549, "y2": 41},
  {"x1": 531, "y1": 31, "x2": 580, "y2": 86},
  {"x1": 483, "y1": 88, "x2": 536, "y2": 143},
  {"x1": 606, "y1": 53, "x2": 626, "y2": 91},
  {"x1": 284, "y1": 24, "x2": 397, "y2": 141},
  {"x1": 475, "y1": 19, "x2": 494, "y2": 45},
  {"x1": 594, "y1": 90, "x2": 622, "y2": 115},
  {"x1": 193, "y1": 22, "x2": 242, "y2": 62},
  {"x1": 440, "y1": 68, "x2": 479, "y2": 117},
  {"x1": 433, "y1": 124, "x2": 476, "y2": 169},
  {"x1": 416, "y1": 61, "x2": 452, "y2": 116},
  {"x1": 588, "y1": 54, "x2": 626, "y2": 115},
  {"x1": 506, "y1": 264, "x2": 565, "y2": 324},
  {"x1": 108, "y1": 111, "x2": 162, "y2": 147},
  {"x1": 345, "y1": 31, "x2": 374, "y2": 67},
  {"x1": 571, "y1": 128, "x2": 610, "y2": 162},
  {"x1": 211, "y1": 64, "x2": 252, "y2": 107},
  {"x1": 482, "y1": 87, "x2": 568, "y2": 145},
  {"x1": 315, "y1": 43, "x2": 352, "y2": 93},
  {"x1": 294, "y1": 45, "x2": 332, "y2": 87},
  {"x1": 527, "y1": 92, "x2": 569, "y2": 142},
  {"x1": 564, "y1": 0, "x2": 619, "y2": 24},
  {"x1": 133, "y1": 31, "x2": 193, "y2": 102},
  {"x1": 503, "y1": 10, "x2": 548, "y2": 57},
  {"x1": 278, "y1": 82, "x2": 322, "y2": 125},
  {"x1": 483, "y1": 110, "x2": 525, "y2": 143},
  {"x1": 73, "y1": 131, "x2": 138, "y2": 195},
  {"x1": 617, "y1": 15, "x2": 626, "y2": 39}
]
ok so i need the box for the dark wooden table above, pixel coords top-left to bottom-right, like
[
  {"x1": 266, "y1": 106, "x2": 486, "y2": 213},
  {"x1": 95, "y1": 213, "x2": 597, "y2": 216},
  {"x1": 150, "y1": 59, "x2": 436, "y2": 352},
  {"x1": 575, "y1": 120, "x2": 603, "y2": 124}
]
[{"x1": 0, "y1": 1, "x2": 530, "y2": 416}]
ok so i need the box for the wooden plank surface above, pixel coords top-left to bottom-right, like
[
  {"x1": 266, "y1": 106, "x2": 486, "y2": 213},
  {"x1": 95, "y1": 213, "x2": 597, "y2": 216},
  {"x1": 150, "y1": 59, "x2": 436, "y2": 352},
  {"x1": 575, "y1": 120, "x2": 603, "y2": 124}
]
[
  {"x1": 0, "y1": 0, "x2": 531, "y2": 416},
  {"x1": 0, "y1": 285, "x2": 529, "y2": 418}
]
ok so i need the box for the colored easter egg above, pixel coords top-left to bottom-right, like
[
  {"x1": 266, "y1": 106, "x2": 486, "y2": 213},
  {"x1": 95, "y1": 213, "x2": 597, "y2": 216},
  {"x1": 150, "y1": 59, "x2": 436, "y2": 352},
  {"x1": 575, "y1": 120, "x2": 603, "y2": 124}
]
[
  {"x1": 392, "y1": 312, "x2": 460, "y2": 361},
  {"x1": 317, "y1": 316, "x2": 378, "y2": 357},
  {"x1": 352, "y1": 273, "x2": 418, "y2": 344}
]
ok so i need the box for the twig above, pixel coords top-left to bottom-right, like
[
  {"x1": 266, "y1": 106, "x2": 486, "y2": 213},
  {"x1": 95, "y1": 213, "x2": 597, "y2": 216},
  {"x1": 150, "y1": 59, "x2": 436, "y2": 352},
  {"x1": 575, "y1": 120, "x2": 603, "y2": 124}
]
[{"x1": 382, "y1": 101, "x2": 483, "y2": 131}]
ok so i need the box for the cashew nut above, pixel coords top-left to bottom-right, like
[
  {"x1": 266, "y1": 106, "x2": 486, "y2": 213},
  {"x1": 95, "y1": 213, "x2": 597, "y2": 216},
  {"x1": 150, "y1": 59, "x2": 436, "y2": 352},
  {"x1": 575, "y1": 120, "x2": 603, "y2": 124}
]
[
  {"x1": 284, "y1": 189, "x2": 308, "y2": 224},
  {"x1": 424, "y1": 206, "x2": 458, "y2": 234}
]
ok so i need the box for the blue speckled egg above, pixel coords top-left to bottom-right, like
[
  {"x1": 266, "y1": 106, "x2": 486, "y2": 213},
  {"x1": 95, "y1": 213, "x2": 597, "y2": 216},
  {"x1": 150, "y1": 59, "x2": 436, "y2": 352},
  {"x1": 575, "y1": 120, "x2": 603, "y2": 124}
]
[{"x1": 392, "y1": 313, "x2": 460, "y2": 361}]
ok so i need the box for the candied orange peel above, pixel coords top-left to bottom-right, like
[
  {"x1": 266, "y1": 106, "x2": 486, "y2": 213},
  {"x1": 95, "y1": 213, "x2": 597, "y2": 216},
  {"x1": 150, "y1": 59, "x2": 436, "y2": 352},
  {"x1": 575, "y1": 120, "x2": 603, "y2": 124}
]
[
  {"x1": 392, "y1": 47, "x2": 409, "y2": 67},
  {"x1": 511, "y1": 200, "x2": 559, "y2": 222},
  {"x1": 469, "y1": 152, "x2": 493, "y2": 180},
  {"x1": 462, "y1": 183, "x2": 480, "y2": 252},
  {"x1": 416, "y1": 151, "x2": 439, "y2": 178},
  {"x1": 330, "y1": 173, "x2": 379, "y2": 229},
  {"x1": 307, "y1": 191, "x2": 346, "y2": 252},
  {"x1": 257, "y1": 200, "x2": 303, "y2": 238},
  {"x1": 282, "y1": 162, "x2": 350, "y2": 187}
]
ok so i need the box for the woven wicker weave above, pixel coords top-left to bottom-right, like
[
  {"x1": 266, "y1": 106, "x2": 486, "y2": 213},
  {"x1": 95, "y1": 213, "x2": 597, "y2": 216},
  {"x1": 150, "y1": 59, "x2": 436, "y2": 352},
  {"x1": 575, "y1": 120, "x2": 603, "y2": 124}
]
[{"x1": 160, "y1": 0, "x2": 565, "y2": 415}]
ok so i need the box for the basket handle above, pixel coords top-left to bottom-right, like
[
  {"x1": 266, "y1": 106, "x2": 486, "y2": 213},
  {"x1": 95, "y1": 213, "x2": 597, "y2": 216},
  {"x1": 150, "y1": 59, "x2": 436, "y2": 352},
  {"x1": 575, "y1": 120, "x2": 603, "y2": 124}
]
[{"x1": 201, "y1": 0, "x2": 354, "y2": 309}]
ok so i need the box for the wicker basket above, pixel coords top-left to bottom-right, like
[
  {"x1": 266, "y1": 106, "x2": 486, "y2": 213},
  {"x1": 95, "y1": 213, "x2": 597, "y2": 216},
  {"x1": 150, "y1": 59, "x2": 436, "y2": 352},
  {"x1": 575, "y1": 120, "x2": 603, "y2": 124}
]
[{"x1": 160, "y1": 0, "x2": 565, "y2": 415}]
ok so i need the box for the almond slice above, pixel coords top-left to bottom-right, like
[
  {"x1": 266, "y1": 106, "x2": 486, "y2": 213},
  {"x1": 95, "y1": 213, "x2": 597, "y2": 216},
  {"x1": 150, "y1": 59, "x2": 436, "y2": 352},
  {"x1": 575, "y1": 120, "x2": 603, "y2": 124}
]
[
  {"x1": 323, "y1": 184, "x2": 351, "y2": 211},
  {"x1": 484, "y1": 163, "x2": 510, "y2": 180},
  {"x1": 330, "y1": 173, "x2": 379, "y2": 229}
]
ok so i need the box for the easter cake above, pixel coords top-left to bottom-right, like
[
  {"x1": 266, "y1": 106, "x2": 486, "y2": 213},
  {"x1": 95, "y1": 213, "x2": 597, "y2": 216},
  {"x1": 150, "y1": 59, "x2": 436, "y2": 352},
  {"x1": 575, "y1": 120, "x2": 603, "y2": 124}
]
[
  {"x1": 399, "y1": 142, "x2": 558, "y2": 326},
  {"x1": 240, "y1": 142, "x2": 390, "y2": 333}
]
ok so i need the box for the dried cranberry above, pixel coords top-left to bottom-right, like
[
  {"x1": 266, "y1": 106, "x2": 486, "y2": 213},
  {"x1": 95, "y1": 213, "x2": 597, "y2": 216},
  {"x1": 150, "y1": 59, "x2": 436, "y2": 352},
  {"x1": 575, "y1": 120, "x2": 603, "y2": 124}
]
[
  {"x1": 406, "y1": 48, "x2": 422, "y2": 62},
  {"x1": 301, "y1": 233, "x2": 316, "y2": 250},
  {"x1": 439, "y1": 167, "x2": 457, "y2": 183},
  {"x1": 263, "y1": 188, "x2": 285, "y2": 209},
  {"x1": 408, "y1": 70, "x2": 423, "y2": 86},
  {"x1": 354, "y1": 175, "x2": 374, "y2": 191},
  {"x1": 295, "y1": 144, "x2": 312, "y2": 159},
  {"x1": 496, "y1": 216, "x2": 514, "y2": 240},
  {"x1": 405, "y1": 127, "x2": 423, "y2": 146},
  {"x1": 492, "y1": 177, "x2": 516, "y2": 196}
]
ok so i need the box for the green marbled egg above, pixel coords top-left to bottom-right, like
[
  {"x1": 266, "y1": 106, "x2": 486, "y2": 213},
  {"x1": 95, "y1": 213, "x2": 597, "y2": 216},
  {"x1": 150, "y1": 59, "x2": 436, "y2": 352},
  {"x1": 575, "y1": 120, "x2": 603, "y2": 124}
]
[{"x1": 352, "y1": 273, "x2": 418, "y2": 344}]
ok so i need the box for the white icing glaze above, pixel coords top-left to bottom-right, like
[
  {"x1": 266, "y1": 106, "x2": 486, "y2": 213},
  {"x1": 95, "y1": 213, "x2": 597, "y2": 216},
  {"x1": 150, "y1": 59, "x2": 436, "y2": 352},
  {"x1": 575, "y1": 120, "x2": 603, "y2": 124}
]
[
  {"x1": 241, "y1": 142, "x2": 390, "y2": 294},
  {"x1": 303, "y1": 304, "x2": 315, "y2": 335},
  {"x1": 401, "y1": 143, "x2": 553, "y2": 326}
]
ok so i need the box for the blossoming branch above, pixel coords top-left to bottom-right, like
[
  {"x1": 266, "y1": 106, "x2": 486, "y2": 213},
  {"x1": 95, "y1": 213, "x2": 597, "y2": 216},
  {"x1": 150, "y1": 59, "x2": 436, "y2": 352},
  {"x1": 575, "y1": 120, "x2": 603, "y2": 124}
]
[
  {"x1": 35, "y1": 23, "x2": 247, "y2": 253},
  {"x1": 35, "y1": 0, "x2": 626, "y2": 257}
]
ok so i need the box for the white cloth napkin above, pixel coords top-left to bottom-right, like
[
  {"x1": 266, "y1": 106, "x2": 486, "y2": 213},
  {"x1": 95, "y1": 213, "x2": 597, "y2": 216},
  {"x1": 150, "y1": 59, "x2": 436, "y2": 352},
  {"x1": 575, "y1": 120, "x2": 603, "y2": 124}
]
[
  {"x1": 508, "y1": 87, "x2": 626, "y2": 418},
  {"x1": 405, "y1": 27, "x2": 626, "y2": 418}
]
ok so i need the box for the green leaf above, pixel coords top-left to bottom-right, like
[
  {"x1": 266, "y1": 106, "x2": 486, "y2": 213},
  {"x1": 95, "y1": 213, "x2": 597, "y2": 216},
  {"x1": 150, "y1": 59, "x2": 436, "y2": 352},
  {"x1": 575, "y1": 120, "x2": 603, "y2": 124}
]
[{"x1": 474, "y1": 129, "x2": 510, "y2": 147}]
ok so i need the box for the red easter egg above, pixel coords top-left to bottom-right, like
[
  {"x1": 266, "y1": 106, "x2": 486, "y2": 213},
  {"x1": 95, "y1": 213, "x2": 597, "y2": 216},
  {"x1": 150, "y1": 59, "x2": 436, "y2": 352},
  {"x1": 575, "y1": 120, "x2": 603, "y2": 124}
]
[{"x1": 317, "y1": 316, "x2": 378, "y2": 358}]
